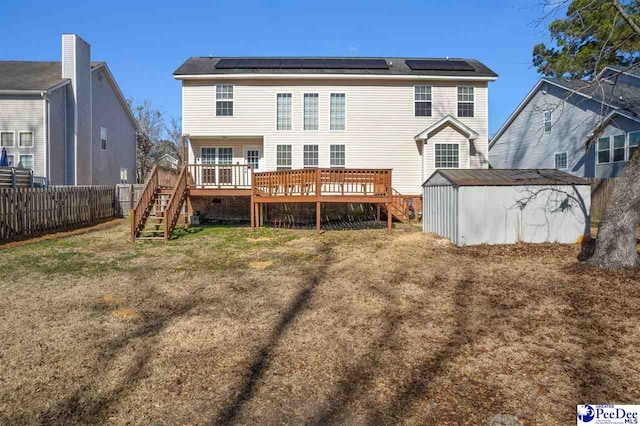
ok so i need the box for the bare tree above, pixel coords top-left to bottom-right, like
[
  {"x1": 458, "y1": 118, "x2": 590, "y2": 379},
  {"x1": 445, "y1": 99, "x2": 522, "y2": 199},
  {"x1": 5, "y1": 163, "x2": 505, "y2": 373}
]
[{"x1": 128, "y1": 99, "x2": 166, "y2": 183}]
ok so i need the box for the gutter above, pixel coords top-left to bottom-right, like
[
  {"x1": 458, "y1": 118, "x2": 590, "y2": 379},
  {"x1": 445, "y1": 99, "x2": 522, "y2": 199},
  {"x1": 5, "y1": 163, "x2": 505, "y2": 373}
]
[
  {"x1": 41, "y1": 91, "x2": 50, "y2": 184},
  {"x1": 173, "y1": 73, "x2": 498, "y2": 81}
]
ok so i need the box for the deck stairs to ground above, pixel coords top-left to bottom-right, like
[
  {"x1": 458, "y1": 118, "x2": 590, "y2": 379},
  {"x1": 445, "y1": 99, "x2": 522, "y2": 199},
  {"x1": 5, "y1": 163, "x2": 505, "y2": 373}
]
[{"x1": 383, "y1": 189, "x2": 415, "y2": 224}]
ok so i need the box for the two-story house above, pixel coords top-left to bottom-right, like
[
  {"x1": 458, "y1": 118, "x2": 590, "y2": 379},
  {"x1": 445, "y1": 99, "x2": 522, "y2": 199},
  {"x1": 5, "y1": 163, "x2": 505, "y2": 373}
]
[
  {"x1": 174, "y1": 57, "x2": 498, "y2": 196},
  {"x1": 489, "y1": 67, "x2": 640, "y2": 178},
  {"x1": 0, "y1": 34, "x2": 138, "y2": 185}
]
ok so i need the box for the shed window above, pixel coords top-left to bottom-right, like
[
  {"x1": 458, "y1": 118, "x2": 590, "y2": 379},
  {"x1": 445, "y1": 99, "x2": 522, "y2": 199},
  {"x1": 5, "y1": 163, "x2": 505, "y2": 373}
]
[
  {"x1": 276, "y1": 145, "x2": 292, "y2": 170},
  {"x1": 276, "y1": 93, "x2": 292, "y2": 130},
  {"x1": 414, "y1": 86, "x2": 432, "y2": 117},
  {"x1": 215, "y1": 85, "x2": 234, "y2": 116},
  {"x1": 1, "y1": 131, "x2": 14, "y2": 147},
  {"x1": 597, "y1": 137, "x2": 610, "y2": 164},
  {"x1": 330, "y1": 144, "x2": 345, "y2": 168},
  {"x1": 554, "y1": 152, "x2": 568, "y2": 169},
  {"x1": 435, "y1": 144, "x2": 459, "y2": 168},
  {"x1": 629, "y1": 131, "x2": 640, "y2": 160},
  {"x1": 613, "y1": 134, "x2": 625, "y2": 162},
  {"x1": 543, "y1": 111, "x2": 552, "y2": 133},
  {"x1": 303, "y1": 93, "x2": 319, "y2": 130},
  {"x1": 303, "y1": 144, "x2": 318, "y2": 168},
  {"x1": 457, "y1": 86, "x2": 474, "y2": 117}
]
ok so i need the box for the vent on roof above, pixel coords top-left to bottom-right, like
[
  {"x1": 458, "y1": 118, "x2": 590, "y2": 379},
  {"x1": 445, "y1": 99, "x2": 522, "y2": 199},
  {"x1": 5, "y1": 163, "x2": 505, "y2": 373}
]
[
  {"x1": 214, "y1": 58, "x2": 389, "y2": 70},
  {"x1": 406, "y1": 59, "x2": 475, "y2": 71}
]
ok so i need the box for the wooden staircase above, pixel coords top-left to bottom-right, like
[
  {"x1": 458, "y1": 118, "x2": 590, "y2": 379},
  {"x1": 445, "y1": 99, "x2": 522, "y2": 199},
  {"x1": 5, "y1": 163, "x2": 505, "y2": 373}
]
[{"x1": 383, "y1": 189, "x2": 418, "y2": 224}]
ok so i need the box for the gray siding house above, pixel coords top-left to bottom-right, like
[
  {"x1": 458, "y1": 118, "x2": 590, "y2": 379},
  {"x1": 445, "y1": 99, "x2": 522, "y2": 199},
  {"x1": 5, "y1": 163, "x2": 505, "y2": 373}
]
[
  {"x1": 0, "y1": 34, "x2": 138, "y2": 185},
  {"x1": 489, "y1": 67, "x2": 640, "y2": 178}
]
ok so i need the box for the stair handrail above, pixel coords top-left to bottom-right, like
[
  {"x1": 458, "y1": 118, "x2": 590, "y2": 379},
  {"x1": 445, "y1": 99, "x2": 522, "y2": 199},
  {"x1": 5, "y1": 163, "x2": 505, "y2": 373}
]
[
  {"x1": 131, "y1": 165, "x2": 160, "y2": 241},
  {"x1": 163, "y1": 166, "x2": 189, "y2": 241}
]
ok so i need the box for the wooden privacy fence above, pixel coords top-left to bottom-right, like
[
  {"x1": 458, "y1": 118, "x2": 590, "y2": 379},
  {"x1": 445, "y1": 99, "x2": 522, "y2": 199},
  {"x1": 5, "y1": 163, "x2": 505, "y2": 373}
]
[
  {"x1": 588, "y1": 178, "x2": 617, "y2": 222},
  {"x1": 0, "y1": 186, "x2": 115, "y2": 242}
]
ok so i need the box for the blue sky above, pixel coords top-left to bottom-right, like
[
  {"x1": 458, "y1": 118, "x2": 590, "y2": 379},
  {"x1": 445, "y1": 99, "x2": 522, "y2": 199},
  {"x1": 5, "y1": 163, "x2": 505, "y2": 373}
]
[{"x1": 1, "y1": 0, "x2": 557, "y2": 136}]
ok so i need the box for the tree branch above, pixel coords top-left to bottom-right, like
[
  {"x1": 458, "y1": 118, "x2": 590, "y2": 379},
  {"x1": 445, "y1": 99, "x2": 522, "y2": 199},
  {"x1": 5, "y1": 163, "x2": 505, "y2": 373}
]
[{"x1": 612, "y1": 0, "x2": 640, "y2": 37}]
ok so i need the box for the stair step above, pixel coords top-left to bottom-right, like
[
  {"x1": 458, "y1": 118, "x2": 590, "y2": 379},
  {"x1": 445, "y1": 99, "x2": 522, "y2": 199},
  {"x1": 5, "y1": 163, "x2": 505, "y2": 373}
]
[{"x1": 135, "y1": 237, "x2": 166, "y2": 241}]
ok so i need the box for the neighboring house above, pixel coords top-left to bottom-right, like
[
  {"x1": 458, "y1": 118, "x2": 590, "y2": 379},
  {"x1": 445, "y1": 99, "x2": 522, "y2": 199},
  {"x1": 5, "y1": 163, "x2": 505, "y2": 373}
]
[
  {"x1": 173, "y1": 57, "x2": 498, "y2": 195},
  {"x1": 489, "y1": 66, "x2": 640, "y2": 178},
  {"x1": 0, "y1": 34, "x2": 138, "y2": 185},
  {"x1": 152, "y1": 140, "x2": 181, "y2": 169}
]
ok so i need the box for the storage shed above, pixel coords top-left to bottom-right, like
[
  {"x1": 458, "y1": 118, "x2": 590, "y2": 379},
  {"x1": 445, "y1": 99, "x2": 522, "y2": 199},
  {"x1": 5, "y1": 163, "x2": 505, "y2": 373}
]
[{"x1": 422, "y1": 169, "x2": 591, "y2": 246}]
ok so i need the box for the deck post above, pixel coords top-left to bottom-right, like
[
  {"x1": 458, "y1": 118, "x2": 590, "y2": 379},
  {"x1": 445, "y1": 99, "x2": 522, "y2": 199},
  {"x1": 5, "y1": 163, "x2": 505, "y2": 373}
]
[
  {"x1": 387, "y1": 170, "x2": 393, "y2": 232},
  {"x1": 316, "y1": 201, "x2": 321, "y2": 235},
  {"x1": 376, "y1": 205, "x2": 381, "y2": 221},
  {"x1": 130, "y1": 208, "x2": 136, "y2": 242},
  {"x1": 250, "y1": 196, "x2": 255, "y2": 229}
]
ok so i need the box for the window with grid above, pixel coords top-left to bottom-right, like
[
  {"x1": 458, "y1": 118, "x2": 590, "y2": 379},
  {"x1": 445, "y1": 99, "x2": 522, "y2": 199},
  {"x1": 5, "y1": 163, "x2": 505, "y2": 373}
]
[
  {"x1": 19, "y1": 131, "x2": 34, "y2": 148},
  {"x1": 597, "y1": 137, "x2": 610, "y2": 164},
  {"x1": 457, "y1": 86, "x2": 474, "y2": 117},
  {"x1": 216, "y1": 85, "x2": 234, "y2": 116},
  {"x1": 330, "y1": 93, "x2": 346, "y2": 130},
  {"x1": 19, "y1": 154, "x2": 33, "y2": 170},
  {"x1": 435, "y1": 144, "x2": 459, "y2": 168},
  {"x1": 554, "y1": 152, "x2": 568, "y2": 169},
  {"x1": 218, "y1": 147, "x2": 233, "y2": 184},
  {"x1": 276, "y1": 93, "x2": 292, "y2": 130},
  {"x1": 1, "y1": 131, "x2": 14, "y2": 147},
  {"x1": 613, "y1": 134, "x2": 625, "y2": 162},
  {"x1": 303, "y1": 145, "x2": 319, "y2": 168},
  {"x1": 100, "y1": 128, "x2": 107, "y2": 150},
  {"x1": 245, "y1": 149, "x2": 260, "y2": 169},
  {"x1": 330, "y1": 145, "x2": 345, "y2": 168},
  {"x1": 629, "y1": 131, "x2": 640, "y2": 160},
  {"x1": 276, "y1": 145, "x2": 292, "y2": 170},
  {"x1": 201, "y1": 147, "x2": 216, "y2": 164},
  {"x1": 304, "y1": 93, "x2": 319, "y2": 130},
  {"x1": 414, "y1": 86, "x2": 432, "y2": 117},
  {"x1": 544, "y1": 111, "x2": 552, "y2": 133}
]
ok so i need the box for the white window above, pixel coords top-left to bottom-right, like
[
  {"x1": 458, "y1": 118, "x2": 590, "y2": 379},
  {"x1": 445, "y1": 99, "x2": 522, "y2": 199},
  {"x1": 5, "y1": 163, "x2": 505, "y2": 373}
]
[
  {"x1": 218, "y1": 147, "x2": 233, "y2": 164},
  {"x1": 597, "y1": 136, "x2": 610, "y2": 164},
  {"x1": 18, "y1": 154, "x2": 33, "y2": 170},
  {"x1": 543, "y1": 111, "x2": 552, "y2": 133},
  {"x1": 330, "y1": 144, "x2": 345, "y2": 168},
  {"x1": 1, "y1": 131, "x2": 15, "y2": 147},
  {"x1": 276, "y1": 145, "x2": 292, "y2": 170},
  {"x1": 245, "y1": 148, "x2": 260, "y2": 169},
  {"x1": 435, "y1": 144, "x2": 459, "y2": 168},
  {"x1": 629, "y1": 131, "x2": 640, "y2": 160},
  {"x1": 613, "y1": 134, "x2": 625, "y2": 162},
  {"x1": 457, "y1": 86, "x2": 474, "y2": 118},
  {"x1": 303, "y1": 93, "x2": 319, "y2": 131},
  {"x1": 414, "y1": 86, "x2": 432, "y2": 117},
  {"x1": 120, "y1": 168, "x2": 128, "y2": 183},
  {"x1": 216, "y1": 84, "x2": 234, "y2": 116},
  {"x1": 7, "y1": 154, "x2": 14, "y2": 166},
  {"x1": 330, "y1": 93, "x2": 346, "y2": 130},
  {"x1": 100, "y1": 127, "x2": 107, "y2": 150},
  {"x1": 303, "y1": 145, "x2": 319, "y2": 168},
  {"x1": 19, "y1": 131, "x2": 34, "y2": 148},
  {"x1": 554, "y1": 152, "x2": 568, "y2": 169},
  {"x1": 201, "y1": 147, "x2": 216, "y2": 164},
  {"x1": 276, "y1": 93, "x2": 292, "y2": 130}
]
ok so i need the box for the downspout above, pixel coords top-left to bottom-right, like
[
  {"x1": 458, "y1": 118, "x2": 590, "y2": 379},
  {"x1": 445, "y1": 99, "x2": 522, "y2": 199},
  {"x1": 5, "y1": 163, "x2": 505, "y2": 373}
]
[{"x1": 41, "y1": 91, "x2": 50, "y2": 185}]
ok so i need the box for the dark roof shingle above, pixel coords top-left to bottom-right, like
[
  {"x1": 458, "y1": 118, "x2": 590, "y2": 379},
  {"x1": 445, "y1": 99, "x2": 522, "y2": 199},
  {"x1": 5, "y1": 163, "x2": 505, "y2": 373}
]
[
  {"x1": 546, "y1": 77, "x2": 640, "y2": 117},
  {"x1": 423, "y1": 169, "x2": 590, "y2": 187},
  {"x1": 0, "y1": 61, "x2": 104, "y2": 91}
]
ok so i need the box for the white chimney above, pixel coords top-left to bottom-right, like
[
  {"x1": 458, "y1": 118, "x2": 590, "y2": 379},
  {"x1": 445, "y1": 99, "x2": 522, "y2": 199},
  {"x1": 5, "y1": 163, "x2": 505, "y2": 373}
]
[{"x1": 62, "y1": 34, "x2": 92, "y2": 184}]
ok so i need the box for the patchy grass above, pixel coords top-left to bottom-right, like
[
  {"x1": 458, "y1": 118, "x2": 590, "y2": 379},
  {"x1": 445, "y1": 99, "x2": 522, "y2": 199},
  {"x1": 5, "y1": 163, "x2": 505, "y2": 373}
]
[{"x1": 0, "y1": 221, "x2": 639, "y2": 425}]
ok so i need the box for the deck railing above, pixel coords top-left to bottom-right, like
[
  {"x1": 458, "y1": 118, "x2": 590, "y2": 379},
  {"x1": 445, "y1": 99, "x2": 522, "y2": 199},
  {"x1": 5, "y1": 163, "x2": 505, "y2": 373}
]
[
  {"x1": 186, "y1": 164, "x2": 253, "y2": 189},
  {"x1": 163, "y1": 166, "x2": 189, "y2": 241},
  {"x1": 130, "y1": 165, "x2": 179, "y2": 240},
  {"x1": 253, "y1": 168, "x2": 392, "y2": 198}
]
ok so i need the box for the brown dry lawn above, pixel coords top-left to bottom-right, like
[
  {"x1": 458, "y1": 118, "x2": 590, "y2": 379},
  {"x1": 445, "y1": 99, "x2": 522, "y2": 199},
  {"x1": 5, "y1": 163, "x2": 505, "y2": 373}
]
[{"x1": 0, "y1": 220, "x2": 639, "y2": 425}]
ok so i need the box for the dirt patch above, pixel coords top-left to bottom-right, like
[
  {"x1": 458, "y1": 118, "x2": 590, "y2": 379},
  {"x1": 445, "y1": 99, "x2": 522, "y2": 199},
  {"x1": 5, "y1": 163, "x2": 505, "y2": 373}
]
[
  {"x1": 96, "y1": 293, "x2": 126, "y2": 306},
  {"x1": 249, "y1": 260, "x2": 274, "y2": 270},
  {"x1": 247, "y1": 237, "x2": 271, "y2": 243},
  {"x1": 110, "y1": 307, "x2": 140, "y2": 320}
]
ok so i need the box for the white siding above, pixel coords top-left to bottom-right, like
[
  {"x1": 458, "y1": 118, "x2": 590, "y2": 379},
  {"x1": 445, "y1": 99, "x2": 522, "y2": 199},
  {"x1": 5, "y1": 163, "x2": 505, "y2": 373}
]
[
  {"x1": 423, "y1": 126, "x2": 470, "y2": 178},
  {"x1": 0, "y1": 95, "x2": 45, "y2": 176},
  {"x1": 182, "y1": 79, "x2": 489, "y2": 194}
]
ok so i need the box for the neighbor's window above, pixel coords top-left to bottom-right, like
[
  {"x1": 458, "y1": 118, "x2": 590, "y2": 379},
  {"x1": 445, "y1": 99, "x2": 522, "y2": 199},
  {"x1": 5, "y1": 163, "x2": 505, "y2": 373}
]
[
  {"x1": 629, "y1": 131, "x2": 640, "y2": 160},
  {"x1": 303, "y1": 93, "x2": 319, "y2": 130},
  {"x1": 597, "y1": 136, "x2": 610, "y2": 164},
  {"x1": 435, "y1": 143, "x2": 459, "y2": 168},
  {"x1": 543, "y1": 111, "x2": 552, "y2": 133},
  {"x1": 215, "y1": 84, "x2": 234, "y2": 116},
  {"x1": 120, "y1": 168, "x2": 128, "y2": 183},
  {"x1": 276, "y1": 93, "x2": 292, "y2": 130},
  {"x1": 100, "y1": 127, "x2": 107, "y2": 150},
  {"x1": 18, "y1": 154, "x2": 33, "y2": 170},
  {"x1": 330, "y1": 93, "x2": 346, "y2": 130},
  {"x1": 1, "y1": 131, "x2": 14, "y2": 147},
  {"x1": 303, "y1": 144, "x2": 319, "y2": 168},
  {"x1": 457, "y1": 86, "x2": 474, "y2": 117},
  {"x1": 330, "y1": 144, "x2": 345, "y2": 168},
  {"x1": 276, "y1": 145, "x2": 292, "y2": 170},
  {"x1": 414, "y1": 85, "x2": 432, "y2": 117},
  {"x1": 613, "y1": 134, "x2": 625, "y2": 162},
  {"x1": 6, "y1": 154, "x2": 14, "y2": 166},
  {"x1": 555, "y1": 152, "x2": 568, "y2": 169},
  {"x1": 19, "y1": 131, "x2": 34, "y2": 148}
]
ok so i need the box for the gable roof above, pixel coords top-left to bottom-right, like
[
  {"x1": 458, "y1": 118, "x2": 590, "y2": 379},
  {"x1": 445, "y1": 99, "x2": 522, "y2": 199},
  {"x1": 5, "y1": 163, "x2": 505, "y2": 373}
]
[
  {"x1": 415, "y1": 115, "x2": 479, "y2": 140},
  {"x1": 423, "y1": 169, "x2": 590, "y2": 187},
  {"x1": 489, "y1": 77, "x2": 640, "y2": 148},
  {"x1": 0, "y1": 61, "x2": 103, "y2": 92},
  {"x1": 174, "y1": 57, "x2": 498, "y2": 80}
]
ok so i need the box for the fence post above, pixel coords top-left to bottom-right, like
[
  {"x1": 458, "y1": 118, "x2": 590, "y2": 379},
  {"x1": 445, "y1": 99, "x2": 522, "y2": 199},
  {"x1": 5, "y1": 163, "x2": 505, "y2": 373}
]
[{"x1": 10, "y1": 168, "x2": 15, "y2": 188}]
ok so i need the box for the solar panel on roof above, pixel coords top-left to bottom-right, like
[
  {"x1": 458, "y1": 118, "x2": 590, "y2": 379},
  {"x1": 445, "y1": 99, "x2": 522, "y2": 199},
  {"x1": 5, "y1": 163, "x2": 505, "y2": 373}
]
[
  {"x1": 215, "y1": 59, "x2": 240, "y2": 69},
  {"x1": 258, "y1": 59, "x2": 281, "y2": 68},
  {"x1": 280, "y1": 59, "x2": 303, "y2": 69},
  {"x1": 236, "y1": 58, "x2": 260, "y2": 68},
  {"x1": 302, "y1": 59, "x2": 324, "y2": 69},
  {"x1": 323, "y1": 59, "x2": 345, "y2": 69},
  {"x1": 406, "y1": 59, "x2": 474, "y2": 71},
  {"x1": 360, "y1": 59, "x2": 389, "y2": 69},
  {"x1": 450, "y1": 61, "x2": 475, "y2": 71},
  {"x1": 342, "y1": 59, "x2": 369, "y2": 69}
]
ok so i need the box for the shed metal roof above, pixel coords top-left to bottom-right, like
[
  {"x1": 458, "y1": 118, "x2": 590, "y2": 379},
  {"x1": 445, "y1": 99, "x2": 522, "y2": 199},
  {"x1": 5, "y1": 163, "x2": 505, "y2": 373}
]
[{"x1": 423, "y1": 169, "x2": 590, "y2": 187}]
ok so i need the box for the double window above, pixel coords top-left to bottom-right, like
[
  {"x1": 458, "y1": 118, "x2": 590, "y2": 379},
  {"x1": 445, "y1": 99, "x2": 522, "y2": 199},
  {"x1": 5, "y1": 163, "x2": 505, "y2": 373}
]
[
  {"x1": 598, "y1": 133, "x2": 636, "y2": 164},
  {"x1": 303, "y1": 145, "x2": 319, "y2": 168},
  {"x1": 543, "y1": 111, "x2": 552, "y2": 133},
  {"x1": 330, "y1": 93, "x2": 346, "y2": 130},
  {"x1": 303, "y1": 93, "x2": 319, "y2": 130},
  {"x1": 215, "y1": 85, "x2": 234, "y2": 116},
  {"x1": 330, "y1": 144, "x2": 345, "y2": 168},
  {"x1": 276, "y1": 93, "x2": 292, "y2": 130},
  {"x1": 435, "y1": 143, "x2": 459, "y2": 168},
  {"x1": 100, "y1": 127, "x2": 107, "y2": 150},
  {"x1": 414, "y1": 86, "x2": 432, "y2": 117},
  {"x1": 276, "y1": 145, "x2": 292, "y2": 170},
  {"x1": 554, "y1": 152, "x2": 568, "y2": 170},
  {"x1": 457, "y1": 86, "x2": 474, "y2": 118}
]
